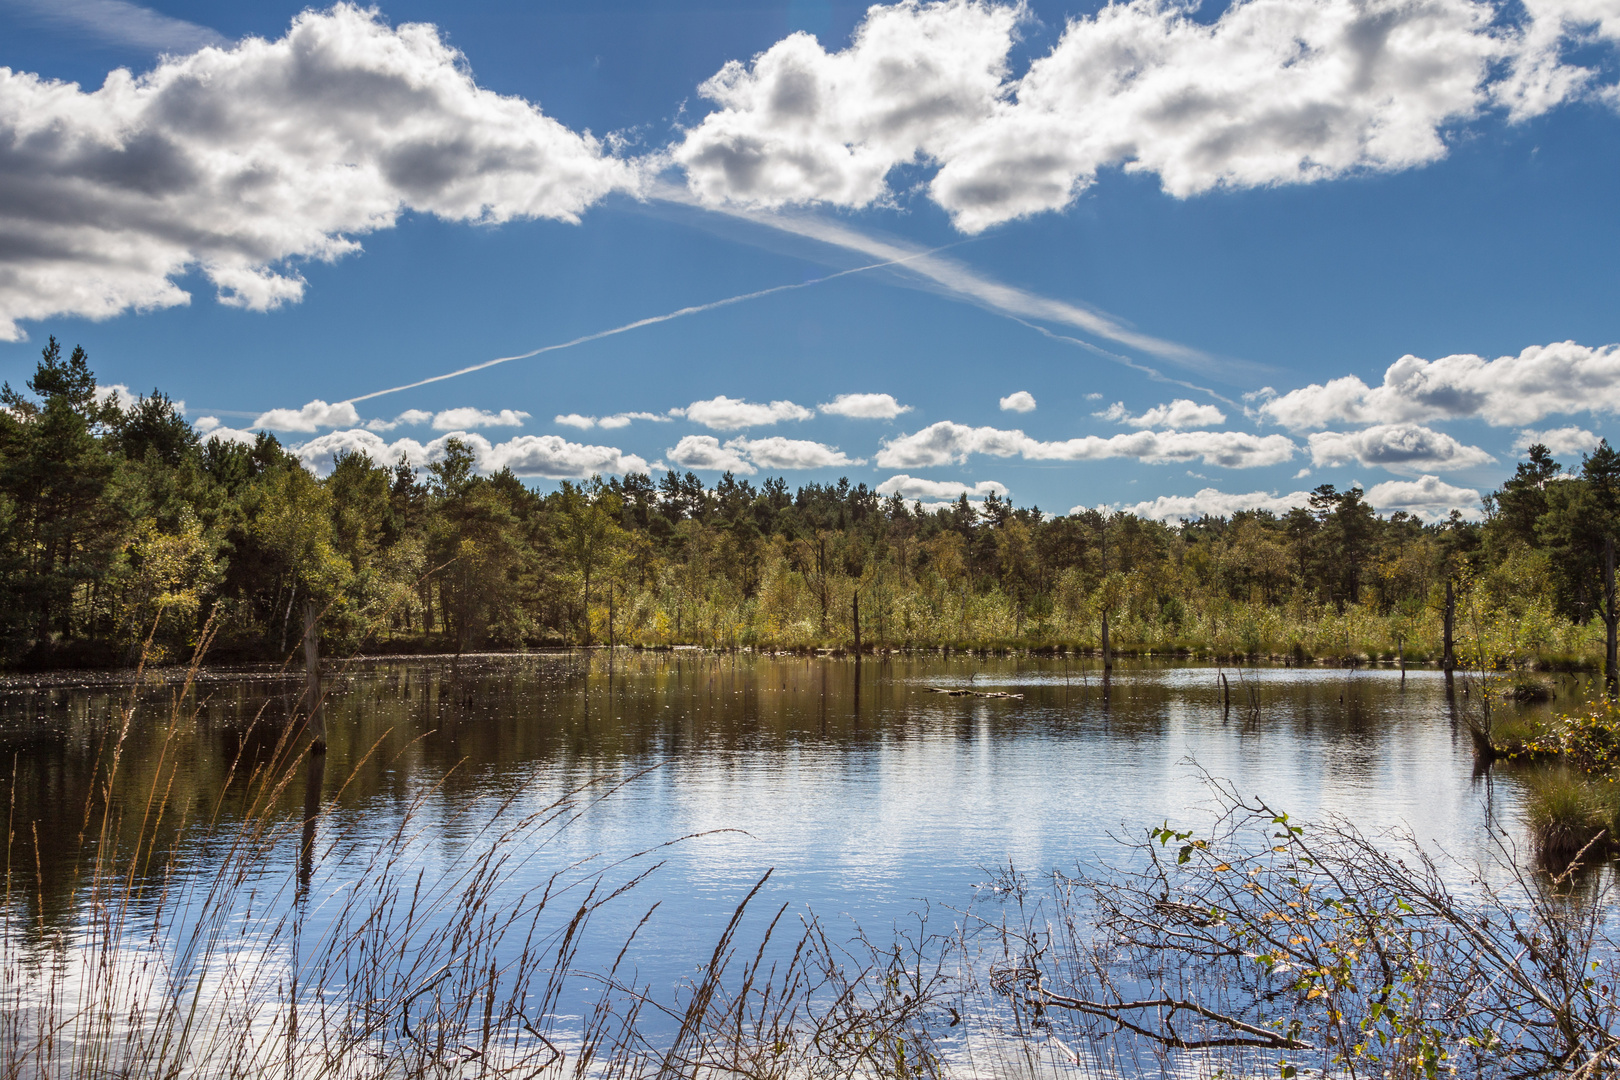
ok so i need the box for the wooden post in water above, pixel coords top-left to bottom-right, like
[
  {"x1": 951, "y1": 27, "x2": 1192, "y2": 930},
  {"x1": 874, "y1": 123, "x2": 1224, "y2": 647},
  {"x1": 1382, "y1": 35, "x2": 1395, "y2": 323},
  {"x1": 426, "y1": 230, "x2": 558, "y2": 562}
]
[
  {"x1": 1397, "y1": 633, "x2": 1406, "y2": 687},
  {"x1": 302, "y1": 602, "x2": 326, "y2": 753},
  {"x1": 1221, "y1": 672, "x2": 1231, "y2": 716},
  {"x1": 1442, "y1": 577, "x2": 1456, "y2": 674}
]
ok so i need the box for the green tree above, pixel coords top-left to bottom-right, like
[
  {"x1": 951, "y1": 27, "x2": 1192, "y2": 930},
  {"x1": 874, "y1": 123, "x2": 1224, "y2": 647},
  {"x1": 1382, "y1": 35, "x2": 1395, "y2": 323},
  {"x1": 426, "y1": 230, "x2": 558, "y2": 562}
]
[{"x1": 552, "y1": 480, "x2": 625, "y2": 644}]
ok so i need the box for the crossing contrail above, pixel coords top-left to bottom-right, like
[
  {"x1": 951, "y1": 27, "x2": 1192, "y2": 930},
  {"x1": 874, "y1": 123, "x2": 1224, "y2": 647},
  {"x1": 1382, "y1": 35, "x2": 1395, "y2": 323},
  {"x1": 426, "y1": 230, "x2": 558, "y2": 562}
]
[{"x1": 342, "y1": 254, "x2": 927, "y2": 405}]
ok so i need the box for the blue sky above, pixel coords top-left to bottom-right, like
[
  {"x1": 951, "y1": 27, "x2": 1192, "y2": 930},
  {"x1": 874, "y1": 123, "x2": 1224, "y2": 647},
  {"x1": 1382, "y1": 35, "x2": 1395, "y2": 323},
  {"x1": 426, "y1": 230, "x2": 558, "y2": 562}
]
[{"x1": 1, "y1": 0, "x2": 1617, "y2": 519}]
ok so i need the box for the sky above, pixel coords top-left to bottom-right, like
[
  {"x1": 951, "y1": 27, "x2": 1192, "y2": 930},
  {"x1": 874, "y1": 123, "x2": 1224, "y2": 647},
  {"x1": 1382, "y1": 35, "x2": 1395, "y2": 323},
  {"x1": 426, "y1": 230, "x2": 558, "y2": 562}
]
[{"x1": 1, "y1": 0, "x2": 1617, "y2": 521}]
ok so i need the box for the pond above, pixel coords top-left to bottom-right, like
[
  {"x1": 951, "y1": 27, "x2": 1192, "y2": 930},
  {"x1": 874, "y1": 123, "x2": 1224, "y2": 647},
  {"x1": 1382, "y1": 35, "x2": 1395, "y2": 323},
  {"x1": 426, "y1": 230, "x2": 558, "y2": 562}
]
[{"x1": 0, "y1": 652, "x2": 1579, "y2": 1073}]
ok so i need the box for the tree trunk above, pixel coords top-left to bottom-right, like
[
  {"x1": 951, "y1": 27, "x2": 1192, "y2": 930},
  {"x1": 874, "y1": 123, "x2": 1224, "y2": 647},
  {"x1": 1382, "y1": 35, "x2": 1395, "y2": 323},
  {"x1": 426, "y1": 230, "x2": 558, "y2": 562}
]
[
  {"x1": 1101, "y1": 609, "x2": 1112, "y2": 671},
  {"x1": 582, "y1": 568, "x2": 592, "y2": 646},
  {"x1": 852, "y1": 591, "x2": 861, "y2": 655},
  {"x1": 302, "y1": 601, "x2": 326, "y2": 753},
  {"x1": 1606, "y1": 537, "x2": 1618, "y2": 694},
  {"x1": 1442, "y1": 577, "x2": 1456, "y2": 673}
]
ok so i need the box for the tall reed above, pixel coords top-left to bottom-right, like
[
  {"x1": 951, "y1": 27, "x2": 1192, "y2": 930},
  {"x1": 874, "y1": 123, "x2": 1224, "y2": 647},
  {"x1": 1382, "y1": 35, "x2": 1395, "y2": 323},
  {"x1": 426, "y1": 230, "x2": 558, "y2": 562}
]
[{"x1": 0, "y1": 634, "x2": 944, "y2": 1079}]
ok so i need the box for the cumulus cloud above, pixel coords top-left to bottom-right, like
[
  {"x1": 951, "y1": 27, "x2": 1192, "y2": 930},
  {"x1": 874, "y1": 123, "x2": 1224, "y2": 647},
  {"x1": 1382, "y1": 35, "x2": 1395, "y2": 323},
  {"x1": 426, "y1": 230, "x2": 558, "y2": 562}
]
[
  {"x1": 1259, "y1": 341, "x2": 1620, "y2": 429},
  {"x1": 252, "y1": 399, "x2": 361, "y2": 432},
  {"x1": 1115, "y1": 476, "x2": 1481, "y2": 522},
  {"x1": 674, "y1": 396, "x2": 814, "y2": 430},
  {"x1": 1306, "y1": 423, "x2": 1495, "y2": 473},
  {"x1": 1515, "y1": 426, "x2": 1602, "y2": 456},
  {"x1": 1115, "y1": 487, "x2": 1316, "y2": 522},
  {"x1": 1098, "y1": 399, "x2": 1227, "y2": 429},
  {"x1": 429, "y1": 407, "x2": 529, "y2": 430},
  {"x1": 819, "y1": 392, "x2": 911, "y2": 419},
  {"x1": 194, "y1": 417, "x2": 258, "y2": 446},
  {"x1": 727, "y1": 436, "x2": 863, "y2": 470},
  {"x1": 999, "y1": 391, "x2": 1036, "y2": 413},
  {"x1": 290, "y1": 428, "x2": 647, "y2": 478},
  {"x1": 877, "y1": 474, "x2": 1009, "y2": 500},
  {"x1": 876, "y1": 420, "x2": 1297, "y2": 469},
  {"x1": 671, "y1": 0, "x2": 1018, "y2": 213},
  {"x1": 94, "y1": 383, "x2": 141, "y2": 411},
  {"x1": 0, "y1": 4, "x2": 632, "y2": 340},
  {"x1": 480, "y1": 434, "x2": 649, "y2": 478},
  {"x1": 555, "y1": 411, "x2": 669, "y2": 429},
  {"x1": 1363, "y1": 474, "x2": 1482, "y2": 521},
  {"x1": 667, "y1": 434, "x2": 756, "y2": 474},
  {"x1": 671, "y1": 0, "x2": 1609, "y2": 232},
  {"x1": 666, "y1": 434, "x2": 859, "y2": 472},
  {"x1": 365, "y1": 408, "x2": 434, "y2": 432}
]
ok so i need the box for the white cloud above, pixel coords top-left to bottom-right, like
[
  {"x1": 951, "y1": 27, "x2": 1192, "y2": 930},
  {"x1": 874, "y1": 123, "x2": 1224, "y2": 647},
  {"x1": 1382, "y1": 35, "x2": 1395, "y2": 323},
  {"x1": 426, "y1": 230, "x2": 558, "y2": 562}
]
[
  {"x1": 429, "y1": 407, "x2": 529, "y2": 430},
  {"x1": 876, "y1": 420, "x2": 1297, "y2": 469},
  {"x1": 819, "y1": 392, "x2": 912, "y2": 419},
  {"x1": 727, "y1": 436, "x2": 862, "y2": 470},
  {"x1": 290, "y1": 429, "x2": 426, "y2": 473},
  {"x1": 366, "y1": 408, "x2": 433, "y2": 431},
  {"x1": 671, "y1": 0, "x2": 1608, "y2": 233},
  {"x1": 252, "y1": 399, "x2": 361, "y2": 432},
  {"x1": 1098, "y1": 399, "x2": 1227, "y2": 430},
  {"x1": 666, "y1": 434, "x2": 756, "y2": 474},
  {"x1": 999, "y1": 390, "x2": 1036, "y2": 413},
  {"x1": 1259, "y1": 341, "x2": 1620, "y2": 429},
  {"x1": 665, "y1": 434, "x2": 859, "y2": 472},
  {"x1": 1118, "y1": 478, "x2": 1481, "y2": 522},
  {"x1": 94, "y1": 383, "x2": 140, "y2": 411},
  {"x1": 0, "y1": 4, "x2": 632, "y2": 340},
  {"x1": 1306, "y1": 423, "x2": 1495, "y2": 473},
  {"x1": 479, "y1": 434, "x2": 650, "y2": 478},
  {"x1": 554, "y1": 411, "x2": 670, "y2": 429},
  {"x1": 1115, "y1": 487, "x2": 1316, "y2": 522},
  {"x1": 1515, "y1": 426, "x2": 1601, "y2": 456},
  {"x1": 930, "y1": 0, "x2": 1508, "y2": 231},
  {"x1": 671, "y1": 0, "x2": 1018, "y2": 213},
  {"x1": 675, "y1": 396, "x2": 814, "y2": 430},
  {"x1": 195, "y1": 418, "x2": 258, "y2": 447},
  {"x1": 290, "y1": 429, "x2": 647, "y2": 479},
  {"x1": 875, "y1": 422, "x2": 1027, "y2": 467},
  {"x1": 597, "y1": 411, "x2": 669, "y2": 429},
  {"x1": 1363, "y1": 474, "x2": 1483, "y2": 521},
  {"x1": 877, "y1": 474, "x2": 1008, "y2": 500}
]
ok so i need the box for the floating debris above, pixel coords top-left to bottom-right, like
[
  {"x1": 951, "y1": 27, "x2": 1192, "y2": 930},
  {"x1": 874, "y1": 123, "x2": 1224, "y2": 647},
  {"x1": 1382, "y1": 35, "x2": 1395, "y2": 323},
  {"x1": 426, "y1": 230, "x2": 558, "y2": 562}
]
[{"x1": 926, "y1": 686, "x2": 1024, "y2": 699}]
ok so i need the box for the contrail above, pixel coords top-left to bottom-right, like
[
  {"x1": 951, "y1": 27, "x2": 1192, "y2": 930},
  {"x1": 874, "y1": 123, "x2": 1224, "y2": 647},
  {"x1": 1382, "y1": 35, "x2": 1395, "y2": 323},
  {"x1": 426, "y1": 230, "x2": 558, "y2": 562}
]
[
  {"x1": 1009, "y1": 317, "x2": 1242, "y2": 409},
  {"x1": 343, "y1": 254, "x2": 925, "y2": 405}
]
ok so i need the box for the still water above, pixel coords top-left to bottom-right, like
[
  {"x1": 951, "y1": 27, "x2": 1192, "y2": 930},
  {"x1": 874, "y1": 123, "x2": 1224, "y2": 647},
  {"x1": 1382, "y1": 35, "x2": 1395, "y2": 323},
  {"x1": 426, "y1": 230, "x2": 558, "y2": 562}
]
[{"x1": 0, "y1": 651, "x2": 1564, "y2": 995}]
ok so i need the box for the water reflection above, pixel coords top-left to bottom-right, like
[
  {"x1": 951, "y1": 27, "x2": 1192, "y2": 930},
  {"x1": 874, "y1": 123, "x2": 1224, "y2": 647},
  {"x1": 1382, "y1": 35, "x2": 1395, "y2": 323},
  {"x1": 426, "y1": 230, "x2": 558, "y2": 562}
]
[{"x1": 0, "y1": 653, "x2": 1588, "y2": 977}]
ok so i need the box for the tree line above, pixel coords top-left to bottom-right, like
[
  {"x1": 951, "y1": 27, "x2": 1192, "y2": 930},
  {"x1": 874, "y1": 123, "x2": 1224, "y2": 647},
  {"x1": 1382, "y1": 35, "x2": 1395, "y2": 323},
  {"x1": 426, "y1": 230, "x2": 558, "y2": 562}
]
[{"x1": 0, "y1": 338, "x2": 1613, "y2": 668}]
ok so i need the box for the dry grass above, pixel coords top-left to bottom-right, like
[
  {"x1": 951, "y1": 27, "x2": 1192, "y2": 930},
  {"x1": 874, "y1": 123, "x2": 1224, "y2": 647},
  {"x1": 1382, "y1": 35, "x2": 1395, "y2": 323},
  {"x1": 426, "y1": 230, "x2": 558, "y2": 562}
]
[
  {"x1": 0, "y1": 631, "x2": 946, "y2": 1080},
  {"x1": 1523, "y1": 769, "x2": 1613, "y2": 865}
]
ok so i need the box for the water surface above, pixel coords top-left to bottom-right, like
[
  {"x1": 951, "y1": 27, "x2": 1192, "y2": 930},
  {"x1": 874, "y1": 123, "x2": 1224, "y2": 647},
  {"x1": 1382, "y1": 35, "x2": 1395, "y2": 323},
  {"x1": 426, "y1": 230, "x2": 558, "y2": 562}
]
[{"x1": 0, "y1": 652, "x2": 1568, "y2": 991}]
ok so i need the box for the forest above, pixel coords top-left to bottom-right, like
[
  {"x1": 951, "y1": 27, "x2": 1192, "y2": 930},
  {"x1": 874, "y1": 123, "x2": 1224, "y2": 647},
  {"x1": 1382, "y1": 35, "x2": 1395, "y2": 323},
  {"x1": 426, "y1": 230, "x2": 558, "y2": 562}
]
[{"x1": 0, "y1": 337, "x2": 1611, "y2": 670}]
